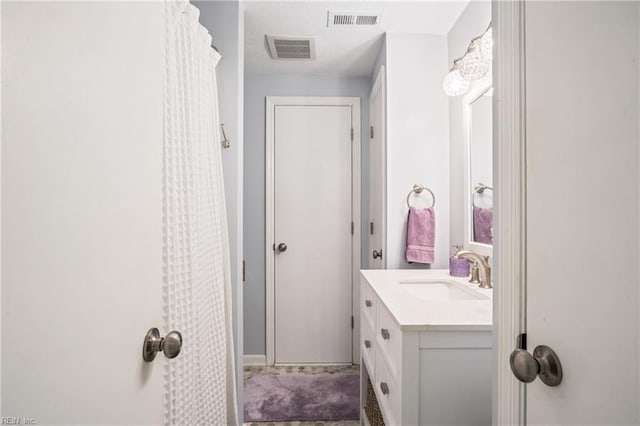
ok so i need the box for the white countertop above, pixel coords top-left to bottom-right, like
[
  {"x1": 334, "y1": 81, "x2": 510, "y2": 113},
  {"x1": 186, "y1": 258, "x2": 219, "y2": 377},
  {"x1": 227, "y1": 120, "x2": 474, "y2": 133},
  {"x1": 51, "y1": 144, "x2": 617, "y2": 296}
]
[{"x1": 360, "y1": 269, "x2": 493, "y2": 331}]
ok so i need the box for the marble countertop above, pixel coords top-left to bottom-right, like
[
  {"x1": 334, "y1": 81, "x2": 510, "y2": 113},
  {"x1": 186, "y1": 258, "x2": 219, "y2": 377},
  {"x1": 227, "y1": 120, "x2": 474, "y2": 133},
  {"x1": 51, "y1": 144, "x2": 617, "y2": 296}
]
[{"x1": 360, "y1": 269, "x2": 493, "y2": 331}]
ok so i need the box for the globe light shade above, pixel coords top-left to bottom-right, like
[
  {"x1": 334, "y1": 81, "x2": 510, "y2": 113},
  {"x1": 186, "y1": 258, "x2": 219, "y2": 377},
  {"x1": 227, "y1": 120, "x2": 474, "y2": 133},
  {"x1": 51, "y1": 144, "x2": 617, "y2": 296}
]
[
  {"x1": 480, "y1": 27, "x2": 493, "y2": 61},
  {"x1": 443, "y1": 69, "x2": 470, "y2": 96},
  {"x1": 459, "y1": 39, "x2": 490, "y2": 81}
]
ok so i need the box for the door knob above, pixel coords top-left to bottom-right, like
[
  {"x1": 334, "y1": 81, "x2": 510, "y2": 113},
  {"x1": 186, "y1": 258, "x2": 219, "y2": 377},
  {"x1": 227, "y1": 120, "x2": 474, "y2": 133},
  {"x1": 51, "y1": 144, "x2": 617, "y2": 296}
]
[
  {"x1": 142, "y1": 328, "x2": 183, "y2": 362},
  {"x1": 278, "y1": 243, "x2": 287, "y2": 252},
  {"x1": 372, "y1": 249, "x2": 383, "y2": 259},
  {"x1": 380, "y1": 382, "x2": 390, "y2": 395},
  {"x1": 510, "y1": 345, "x2": 563, "y2": 386}
]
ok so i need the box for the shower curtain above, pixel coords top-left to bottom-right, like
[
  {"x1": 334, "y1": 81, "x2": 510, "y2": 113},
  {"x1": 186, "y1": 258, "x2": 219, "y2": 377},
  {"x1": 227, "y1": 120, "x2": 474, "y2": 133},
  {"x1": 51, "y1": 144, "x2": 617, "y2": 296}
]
[{"x1": 163, "y1": 1, "x2": 238, "y2": 425}]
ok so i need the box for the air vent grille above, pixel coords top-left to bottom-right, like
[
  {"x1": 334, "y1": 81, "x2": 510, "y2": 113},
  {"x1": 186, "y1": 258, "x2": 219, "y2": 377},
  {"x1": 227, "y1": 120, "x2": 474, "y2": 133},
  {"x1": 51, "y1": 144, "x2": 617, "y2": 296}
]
[
  {"x1": 328, "y1": 11, "x2": 380, "y2": 27},
  {"x1": 334, "y1": 14, "x2": 354, "y2": 25},
  {"x1": 266, "y1": 35, "x2": 316, "y2": 60},
  {"x1": 356, "y1": 15, "x2": 379, "y2": 26}
]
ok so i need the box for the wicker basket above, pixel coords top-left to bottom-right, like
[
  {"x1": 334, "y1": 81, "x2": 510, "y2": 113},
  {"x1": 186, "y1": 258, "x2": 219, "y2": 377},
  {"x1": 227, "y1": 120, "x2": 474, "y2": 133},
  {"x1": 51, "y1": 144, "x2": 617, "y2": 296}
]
[{"x1": 364, "y1": 376, "x2": 385, "y2": 426}]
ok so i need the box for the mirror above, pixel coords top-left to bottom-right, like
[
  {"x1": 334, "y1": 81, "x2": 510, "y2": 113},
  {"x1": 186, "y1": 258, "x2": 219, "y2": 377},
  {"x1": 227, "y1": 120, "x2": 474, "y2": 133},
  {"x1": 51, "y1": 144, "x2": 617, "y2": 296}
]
[{"x1": 463, "y1": 80, "x2": 493, "y2": 256}]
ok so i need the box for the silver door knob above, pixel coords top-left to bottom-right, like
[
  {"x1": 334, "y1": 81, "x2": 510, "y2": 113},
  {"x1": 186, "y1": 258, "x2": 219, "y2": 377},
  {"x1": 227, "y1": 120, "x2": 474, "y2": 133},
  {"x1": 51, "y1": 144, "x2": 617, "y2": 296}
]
[
  {"x1": 510, "y1": 345, "x2": 562, "y2": 386},
  {"x1": 278, "y1": 243, "x2": 287, "y2": 252},
  {"x1": 372, "y1": 249, "x2": 383, "y2": 259},
  {"x1": 142, "y1": 328, "x2": 183, "y2": 362},
  {"x1": 380, "y1": 382, "x2": 389, "y2": 395}
]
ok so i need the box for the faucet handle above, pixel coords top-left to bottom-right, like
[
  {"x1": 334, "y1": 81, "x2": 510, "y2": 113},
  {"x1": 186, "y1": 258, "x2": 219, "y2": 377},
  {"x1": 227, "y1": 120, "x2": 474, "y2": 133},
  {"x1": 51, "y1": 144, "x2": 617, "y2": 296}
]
[{"x1": 469, "y1": 263, "x2": 481, "y2": 284}]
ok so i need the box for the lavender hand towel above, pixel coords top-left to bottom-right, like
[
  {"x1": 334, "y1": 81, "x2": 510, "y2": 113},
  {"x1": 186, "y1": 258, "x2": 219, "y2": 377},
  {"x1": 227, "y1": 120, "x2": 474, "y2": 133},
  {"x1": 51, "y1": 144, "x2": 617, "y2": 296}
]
[
  {"x1": 405, "y1": 206, "x2": 435, "y2": 264},
  {"x1": 473, "y1": 206, "x2": 493, "y2": 244}
]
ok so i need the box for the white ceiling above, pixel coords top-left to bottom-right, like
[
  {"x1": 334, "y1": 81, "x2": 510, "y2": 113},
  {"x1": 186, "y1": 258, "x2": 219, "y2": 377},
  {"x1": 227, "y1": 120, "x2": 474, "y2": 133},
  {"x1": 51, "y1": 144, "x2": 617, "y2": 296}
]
[{"x1": 244, "y1": 1, "x2": 470, "y2": 76}]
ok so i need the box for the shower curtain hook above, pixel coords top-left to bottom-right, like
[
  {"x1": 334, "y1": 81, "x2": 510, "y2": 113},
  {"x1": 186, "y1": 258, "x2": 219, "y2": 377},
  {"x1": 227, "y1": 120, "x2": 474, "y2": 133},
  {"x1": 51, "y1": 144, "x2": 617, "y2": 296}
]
[{"x1": 221, "y1": 123, "x2": 231, "y2": 149}]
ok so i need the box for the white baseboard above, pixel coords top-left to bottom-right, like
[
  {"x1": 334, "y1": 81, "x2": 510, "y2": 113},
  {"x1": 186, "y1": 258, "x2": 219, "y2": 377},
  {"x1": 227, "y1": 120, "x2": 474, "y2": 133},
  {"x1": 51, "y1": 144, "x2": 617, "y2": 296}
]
[{"x1": 243, "y1": 354, "x2": 267, "y2": 366}]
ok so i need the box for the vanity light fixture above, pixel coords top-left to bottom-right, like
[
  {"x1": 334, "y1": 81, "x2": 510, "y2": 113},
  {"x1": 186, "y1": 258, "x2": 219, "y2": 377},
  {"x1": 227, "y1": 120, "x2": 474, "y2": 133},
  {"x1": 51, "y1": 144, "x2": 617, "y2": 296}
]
[{"x1": 443, "y1": 24, "x2": 492, "y2": 96}]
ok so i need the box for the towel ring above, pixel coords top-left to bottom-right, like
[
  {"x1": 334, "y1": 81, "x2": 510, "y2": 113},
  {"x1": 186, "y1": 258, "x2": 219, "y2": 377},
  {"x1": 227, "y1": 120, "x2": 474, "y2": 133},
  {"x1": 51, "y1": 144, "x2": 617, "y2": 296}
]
[
  {"x1": 472, "y1": 182, "x2": 493, "y2": 207},
  {"x1": 473, "y1": 182, "x2": 493, "y2": 194},
  {"x1": 406, "y1": 184, "x2": 435, "y2": 208}
]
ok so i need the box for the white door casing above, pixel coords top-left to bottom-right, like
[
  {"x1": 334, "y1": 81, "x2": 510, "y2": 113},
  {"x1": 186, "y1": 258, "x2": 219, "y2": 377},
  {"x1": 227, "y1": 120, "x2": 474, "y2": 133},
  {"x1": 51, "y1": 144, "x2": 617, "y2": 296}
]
[
  {"x1": 265, "y1": 97, "x2": 361, "y2": 365},
  {"x1": 369, "y1": 66, "x2": 387, "y2": 270},
  {"x1": 494, "y1": 1, "x2": 640, "y2": 424}
]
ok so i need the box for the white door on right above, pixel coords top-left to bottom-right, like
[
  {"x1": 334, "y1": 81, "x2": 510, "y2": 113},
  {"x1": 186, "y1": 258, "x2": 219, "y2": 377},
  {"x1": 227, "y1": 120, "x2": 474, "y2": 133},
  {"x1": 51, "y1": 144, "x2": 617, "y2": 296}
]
[
  {"x1": 369, "y1": 67, "x2": 386, "y2": 269},
  {"x1": 524, "y1": 1, "x2": 639, "y2": 423}
]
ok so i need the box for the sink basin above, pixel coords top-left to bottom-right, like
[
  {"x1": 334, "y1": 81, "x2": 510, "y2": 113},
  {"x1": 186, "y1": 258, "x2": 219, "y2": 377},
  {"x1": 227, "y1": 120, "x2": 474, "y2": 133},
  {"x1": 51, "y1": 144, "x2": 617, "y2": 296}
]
[{"x1": 398, "y1": 279, "x2": 489, "y2": 301}]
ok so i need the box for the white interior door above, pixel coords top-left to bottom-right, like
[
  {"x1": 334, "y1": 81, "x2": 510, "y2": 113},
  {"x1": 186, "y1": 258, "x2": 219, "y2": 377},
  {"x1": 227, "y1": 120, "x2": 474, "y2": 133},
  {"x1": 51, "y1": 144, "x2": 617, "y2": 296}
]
[
  {"x1": 369, "y1": 67, "x2": 386, "y2": 269},
  {"x1": 2, "y1": 2, "x2": 166, "y2": 423},
  {"x1": 273, "y1": 104, "x2": 353, "y2": 364},
  {"x1": 522, "y1": 2, "x2": 640, "y2": 423}
]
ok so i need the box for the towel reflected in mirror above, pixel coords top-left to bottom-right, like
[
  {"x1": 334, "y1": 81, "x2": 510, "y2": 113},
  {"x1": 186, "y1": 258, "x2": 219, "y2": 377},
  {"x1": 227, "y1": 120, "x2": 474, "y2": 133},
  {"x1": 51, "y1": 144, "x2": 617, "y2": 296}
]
[{"x1": 473, "y1": 206, "x2": 493, "y2": 244}]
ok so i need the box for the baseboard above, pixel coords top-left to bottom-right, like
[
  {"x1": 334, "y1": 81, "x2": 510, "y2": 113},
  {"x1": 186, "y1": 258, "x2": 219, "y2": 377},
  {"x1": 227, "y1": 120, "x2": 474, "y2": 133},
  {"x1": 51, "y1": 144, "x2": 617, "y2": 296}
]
[{"x1": 243, "y1": 354, "x2": 267, "y2": 366}]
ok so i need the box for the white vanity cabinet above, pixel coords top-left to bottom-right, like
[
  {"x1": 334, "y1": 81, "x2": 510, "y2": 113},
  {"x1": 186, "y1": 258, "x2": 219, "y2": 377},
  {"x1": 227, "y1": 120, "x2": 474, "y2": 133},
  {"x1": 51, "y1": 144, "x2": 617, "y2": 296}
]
[{"x1": 360, "y1": 270, "x2": 492, "y2": 426}]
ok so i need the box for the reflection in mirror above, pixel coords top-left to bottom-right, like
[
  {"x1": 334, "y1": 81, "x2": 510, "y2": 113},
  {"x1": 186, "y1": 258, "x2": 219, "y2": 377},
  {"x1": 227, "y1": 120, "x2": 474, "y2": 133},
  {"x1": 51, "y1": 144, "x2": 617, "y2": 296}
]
[
  {"x1": 470, "y1": 87, "x2": 493, "y2": 245},
  {"x1": 472, "y1": 182, "x2": 493, "y2": 244},
  {"x1": 462, "y1": 82, "x2": 493, "y2": 255}
]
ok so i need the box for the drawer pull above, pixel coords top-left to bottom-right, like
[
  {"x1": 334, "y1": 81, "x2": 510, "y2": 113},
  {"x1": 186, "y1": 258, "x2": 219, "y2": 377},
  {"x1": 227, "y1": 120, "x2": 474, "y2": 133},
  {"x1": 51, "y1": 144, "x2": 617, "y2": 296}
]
[
  {"x1": 381, "y1": 328, "x2": 390, "y2": 340},
  {"x1": 364, "y1": 339, "x2": 371, "y2": 348},
  {"x1": 365, "y1": 299, "x2": 372, "y2": 307},
  {"x1": 380, "y1": 382, "x2": 390, "y2": 395}
]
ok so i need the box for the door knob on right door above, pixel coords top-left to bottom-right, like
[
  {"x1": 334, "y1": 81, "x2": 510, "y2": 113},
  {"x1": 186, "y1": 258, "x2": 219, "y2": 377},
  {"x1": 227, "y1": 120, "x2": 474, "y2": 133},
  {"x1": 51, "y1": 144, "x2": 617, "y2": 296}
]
[
  {"x1": 510, "y1": 345, "x2": 563, "y2": 386},
  {"x1": 277, "y1": 243, "x2": 287, "y2": 252}
]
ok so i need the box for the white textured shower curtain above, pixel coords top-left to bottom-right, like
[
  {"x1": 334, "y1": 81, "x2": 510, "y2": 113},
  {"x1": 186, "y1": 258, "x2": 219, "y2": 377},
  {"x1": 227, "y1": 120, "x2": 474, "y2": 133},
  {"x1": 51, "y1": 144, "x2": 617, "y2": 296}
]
[{"x1": 163, "y1": 1, "x2": 238, "y2": 425}]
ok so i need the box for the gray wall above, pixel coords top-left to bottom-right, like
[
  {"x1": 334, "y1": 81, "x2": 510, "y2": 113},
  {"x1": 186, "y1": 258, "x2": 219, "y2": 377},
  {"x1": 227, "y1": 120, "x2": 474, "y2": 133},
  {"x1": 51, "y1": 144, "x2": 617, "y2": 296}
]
[
  {"x1": 193, "y1": 1, "x2": 245, "y2": 420},
  {"x1": 243, "y1": 74, "x2": 371, "y2": 355},
  {"x1": 385, "y1": 33, "x2": 450, "y2": 269},
  {"x1": 447, "y1": 1, "x2": 491, "y2": 252},
  {"x1": 371, "y1": 34, "x2": 387, "y2": 84}
]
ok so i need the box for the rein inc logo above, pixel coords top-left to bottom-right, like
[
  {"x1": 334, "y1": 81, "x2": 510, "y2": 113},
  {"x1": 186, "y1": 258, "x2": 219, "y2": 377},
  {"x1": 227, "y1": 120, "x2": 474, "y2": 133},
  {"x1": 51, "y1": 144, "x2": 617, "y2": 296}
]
[{"x1": 1, "y1": 418, "x2": 36, "y2": 425}]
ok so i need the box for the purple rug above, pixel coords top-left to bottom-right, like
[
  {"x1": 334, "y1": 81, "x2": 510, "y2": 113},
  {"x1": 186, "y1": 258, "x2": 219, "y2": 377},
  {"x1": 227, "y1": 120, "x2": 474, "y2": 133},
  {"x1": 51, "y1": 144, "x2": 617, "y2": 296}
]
[{"x1": 243, "y1": 373, "x2": 360, "y2": 422}]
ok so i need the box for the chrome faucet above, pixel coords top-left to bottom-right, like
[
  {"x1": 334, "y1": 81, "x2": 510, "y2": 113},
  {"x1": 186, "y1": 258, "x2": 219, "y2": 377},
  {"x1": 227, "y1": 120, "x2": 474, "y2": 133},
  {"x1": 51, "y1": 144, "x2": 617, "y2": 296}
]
[{"x1": 454, "y1": 250, "x2": 492, "y2": 289}]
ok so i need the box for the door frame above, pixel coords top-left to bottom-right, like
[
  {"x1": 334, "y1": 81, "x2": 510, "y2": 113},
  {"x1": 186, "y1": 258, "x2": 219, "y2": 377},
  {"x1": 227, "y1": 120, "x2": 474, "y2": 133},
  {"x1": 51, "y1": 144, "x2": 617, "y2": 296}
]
[
  {"x1": 493, "y1": 0, "x2": 526, "y2": 424},
  {"x1": 265, "y1": 96, "x2": 362, "y2": 366}
]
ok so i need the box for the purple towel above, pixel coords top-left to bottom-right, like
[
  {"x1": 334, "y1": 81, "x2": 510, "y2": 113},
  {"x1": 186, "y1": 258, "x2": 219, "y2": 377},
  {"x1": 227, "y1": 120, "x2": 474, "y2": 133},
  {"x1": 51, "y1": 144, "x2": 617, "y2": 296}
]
[
  {"x1": 473, "y1": 206, "x2": 493, "y2": 244},
  {"x1": 406, "y1": 207, "x2": 435, "y2": 264}
]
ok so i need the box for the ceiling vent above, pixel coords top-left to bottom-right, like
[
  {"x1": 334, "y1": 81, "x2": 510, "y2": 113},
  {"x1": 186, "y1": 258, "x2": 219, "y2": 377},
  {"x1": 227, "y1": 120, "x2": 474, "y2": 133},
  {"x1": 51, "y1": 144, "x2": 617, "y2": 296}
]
[
  {"x1": 266, "y1": 35, "x2": 316, "y2": 60},
  {"x1": 327, "y1": 11, "x2": 380, "y2": 28}
]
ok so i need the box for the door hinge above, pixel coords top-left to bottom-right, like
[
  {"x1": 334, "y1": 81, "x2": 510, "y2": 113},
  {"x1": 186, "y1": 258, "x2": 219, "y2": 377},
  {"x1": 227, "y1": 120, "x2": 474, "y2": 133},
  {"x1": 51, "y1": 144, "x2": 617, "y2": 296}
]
[
  {"x1": 242, "y1": 260, "x2": 246, "y2": 282},
  {"x1": 350, "y1": 127, "x2": 354, "y2": 141},
  {"x1": 351, "y1": 316, "x2": 354, "y2": 329},
  {"x1": 370, "y1": 126, "x2": 374, "y2": 139},
  {"x1": 351, "y1": 221, "x2": 354, "y2": 235},
  {"x1": 370, "y1": 221, "x2": 374, "y2": 235},
  {"x1": 517, "y1": 333, "x2": 527, "y2": 350}
]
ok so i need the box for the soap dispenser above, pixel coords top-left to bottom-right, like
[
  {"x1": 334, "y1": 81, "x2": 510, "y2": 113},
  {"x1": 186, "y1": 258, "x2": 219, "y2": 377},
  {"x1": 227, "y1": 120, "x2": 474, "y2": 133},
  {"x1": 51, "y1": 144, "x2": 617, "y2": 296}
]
[{"x1": 449, "y1": 245, "x2": 470, "y2": 277}]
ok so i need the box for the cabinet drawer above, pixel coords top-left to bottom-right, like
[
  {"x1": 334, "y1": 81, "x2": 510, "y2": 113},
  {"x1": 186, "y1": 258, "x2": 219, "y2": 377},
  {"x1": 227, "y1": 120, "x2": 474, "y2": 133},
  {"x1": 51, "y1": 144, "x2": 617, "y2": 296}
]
[
  {"x1": 375, "y1": 350, "x2": 401, "y2": 426},
  {"x1": 361, "y1": 316, "x2": 376, "y2": 379},
  {"x1": 361, "y1": 280, "x2": 377, "y2": 332},
  {"x1": 376, "y1": 302, "x2": 402, "y2": 379}
]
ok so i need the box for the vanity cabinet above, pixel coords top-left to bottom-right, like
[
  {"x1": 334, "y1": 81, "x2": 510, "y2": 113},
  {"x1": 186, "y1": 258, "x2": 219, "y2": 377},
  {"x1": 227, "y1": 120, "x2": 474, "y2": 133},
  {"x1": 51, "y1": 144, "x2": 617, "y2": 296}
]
[{"x1": 360, "y1": 274, "x2": 492, "y2": 426}]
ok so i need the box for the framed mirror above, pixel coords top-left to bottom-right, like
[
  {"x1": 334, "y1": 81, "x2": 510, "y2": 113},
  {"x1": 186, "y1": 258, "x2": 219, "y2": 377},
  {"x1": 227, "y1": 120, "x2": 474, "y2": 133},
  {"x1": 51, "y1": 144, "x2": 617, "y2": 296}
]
[{"x1": 463, "y1": 78, "x2": 493, "y2": 256}]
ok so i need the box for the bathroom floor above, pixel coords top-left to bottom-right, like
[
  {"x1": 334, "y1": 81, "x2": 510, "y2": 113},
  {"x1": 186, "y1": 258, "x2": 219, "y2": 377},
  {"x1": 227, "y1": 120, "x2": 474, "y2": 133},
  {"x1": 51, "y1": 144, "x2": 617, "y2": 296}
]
[{"x1": 243, "y1": 364, "x2": 361, "y2": 426}]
